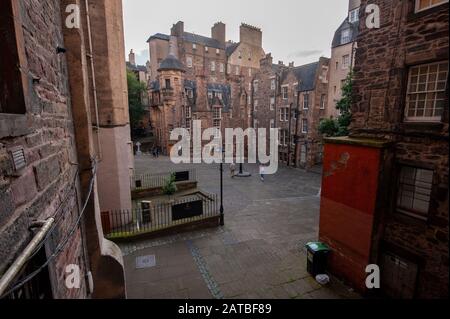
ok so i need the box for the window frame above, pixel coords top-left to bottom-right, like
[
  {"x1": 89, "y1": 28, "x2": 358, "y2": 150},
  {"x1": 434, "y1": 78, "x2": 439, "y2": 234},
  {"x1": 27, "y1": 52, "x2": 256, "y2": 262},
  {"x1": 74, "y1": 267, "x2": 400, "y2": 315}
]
[
  {"x1": 186, "y1": 56, "x2": 193, "y2": 68},
  {"x1": 303, "y1": 93, "x2": 310, "y2": 110},
  {"x1": 302, "y1": 119, "x2": 308, "y2": 133},
  {"x1": 396, "y1": 165, "x2": 434, "y2": 220},
  {"x1": 414, "y1": 0, "x2": 448, "y2": 13},
  {"x1": 0, "y1": 0, "x2": 29, "y2": 118},
  {"x1": 342, "y1": 54, "x2": 350, "y2": 69},
  {"x1": 282, "y1": 86, "x2": 289, "y2": 100},
  {"x1": 404, "y1": 61, "x2": 448, "y2": 123}
]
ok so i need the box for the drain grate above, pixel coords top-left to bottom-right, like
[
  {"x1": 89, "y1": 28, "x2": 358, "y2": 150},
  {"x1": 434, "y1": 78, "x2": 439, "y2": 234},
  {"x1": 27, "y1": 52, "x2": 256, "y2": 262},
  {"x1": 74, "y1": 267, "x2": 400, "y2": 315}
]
[{"x1": 135, "y1": 255, "x2": 156, "y2": 269}]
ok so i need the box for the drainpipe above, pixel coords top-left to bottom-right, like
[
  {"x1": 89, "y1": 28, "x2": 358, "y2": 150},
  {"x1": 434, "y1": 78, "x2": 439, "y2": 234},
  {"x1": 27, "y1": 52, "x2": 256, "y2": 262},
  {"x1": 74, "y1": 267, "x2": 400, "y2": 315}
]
[
  {"x1": 84, "y1": 0, "x2": 102, "y2": 161},
  {"x1": 0, "y1": 218, "x2": 55, "y2": 296}
]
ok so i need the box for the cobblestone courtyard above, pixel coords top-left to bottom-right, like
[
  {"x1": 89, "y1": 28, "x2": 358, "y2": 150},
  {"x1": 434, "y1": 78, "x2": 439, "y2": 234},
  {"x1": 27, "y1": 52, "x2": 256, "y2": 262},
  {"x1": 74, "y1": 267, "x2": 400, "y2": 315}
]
[{"x1": 121, "y1": 156, "x2": 358, "y2": 299}]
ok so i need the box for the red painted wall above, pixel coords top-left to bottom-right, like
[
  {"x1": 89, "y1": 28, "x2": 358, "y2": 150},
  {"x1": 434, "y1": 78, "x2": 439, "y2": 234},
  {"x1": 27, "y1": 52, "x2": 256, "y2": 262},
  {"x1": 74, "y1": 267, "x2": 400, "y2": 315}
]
[{"x1": 319, "y1": 142, "x2": 381, "y2": 292}]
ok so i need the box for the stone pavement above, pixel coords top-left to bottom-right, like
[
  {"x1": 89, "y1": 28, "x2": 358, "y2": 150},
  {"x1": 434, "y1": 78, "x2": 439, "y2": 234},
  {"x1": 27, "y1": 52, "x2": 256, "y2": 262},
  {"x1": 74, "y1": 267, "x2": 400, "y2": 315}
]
[{"x1": 121, "y1": 156, "x2": 359, "y2": 299}]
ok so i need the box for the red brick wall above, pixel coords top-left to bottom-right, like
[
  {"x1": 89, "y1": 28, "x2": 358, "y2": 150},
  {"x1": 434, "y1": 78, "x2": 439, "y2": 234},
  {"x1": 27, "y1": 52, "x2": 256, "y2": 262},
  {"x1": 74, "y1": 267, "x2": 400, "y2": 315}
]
[{"x1": 0, "y1": 0, "x2": 89, "y2": 299}]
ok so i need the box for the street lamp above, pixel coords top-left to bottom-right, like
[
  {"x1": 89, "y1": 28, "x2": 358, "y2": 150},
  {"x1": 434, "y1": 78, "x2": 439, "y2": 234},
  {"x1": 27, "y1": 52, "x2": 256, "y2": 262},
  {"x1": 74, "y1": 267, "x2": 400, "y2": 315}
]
[{"x1": 219, "y1": 145, "x2": 225, "y2": 226}]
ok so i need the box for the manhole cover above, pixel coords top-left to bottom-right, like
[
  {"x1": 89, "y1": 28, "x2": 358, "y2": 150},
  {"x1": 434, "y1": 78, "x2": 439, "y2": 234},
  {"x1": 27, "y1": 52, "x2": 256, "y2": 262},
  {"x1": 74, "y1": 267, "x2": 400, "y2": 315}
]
[{"x1": 136, "y1": 255, "x2": 156, "y2": 269}]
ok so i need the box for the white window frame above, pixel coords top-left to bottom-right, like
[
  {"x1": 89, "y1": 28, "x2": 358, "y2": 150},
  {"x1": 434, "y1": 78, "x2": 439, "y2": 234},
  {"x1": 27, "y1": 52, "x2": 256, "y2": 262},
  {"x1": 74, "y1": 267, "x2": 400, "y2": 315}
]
[
  {"x1": 405, "y1": 61, "x2": 448, "y2": 123},
  {"x1": 302, "y1": 119, "x2": 308, "y2": 133},
  {"x1": 282, "y1": 85, "x2": 289, "y2": 100},
  {"x1": 219, "y1": 63, "x2": 224, "y2": 73},
  {"x1": 205, "y1": 46, "x2": 209, "y2": 52},
  {"x1": 415, "y1": 0, "x2": 448, "y2": 12},
  {"x1": 341, "y1": 29, "x2": 351, "y2": 44},
  {"x1": 303, "y1": 93, "x2": 310, "y2": 110},
  {"x1": 211, "y1": 61, "x2": 216, "y2": 72},
  {"x1": 271, "y1": 78, "x2": 276, "y2": 91},
  {"x1": 216, "y1": 48, "x2": 220, "y2": 55},
  {"x1": 192, "y1": 43, "x2": 197, "y2": 50},
  {"x1": 320, "y1": 94, "x2": 326, "y2": 110},
  {"x1": 270, "y1": 119, "x2": 275, "y2": 129},
  {"x1": 349, "y1": 8, "x2": 360, "y2": 23},
  {"x1": 254, "y1": 99, "x2": 258, "y2": 111},
  {"x1": 270, "y1": 97, "x2": 275, "y2": 111}
]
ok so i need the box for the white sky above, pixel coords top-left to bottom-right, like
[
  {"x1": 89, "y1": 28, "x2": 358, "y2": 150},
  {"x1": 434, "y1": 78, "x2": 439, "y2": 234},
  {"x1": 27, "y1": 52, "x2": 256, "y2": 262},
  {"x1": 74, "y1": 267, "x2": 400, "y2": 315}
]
[{"x1": 123, "y1": 0, "x2": 349, "y2": 67}]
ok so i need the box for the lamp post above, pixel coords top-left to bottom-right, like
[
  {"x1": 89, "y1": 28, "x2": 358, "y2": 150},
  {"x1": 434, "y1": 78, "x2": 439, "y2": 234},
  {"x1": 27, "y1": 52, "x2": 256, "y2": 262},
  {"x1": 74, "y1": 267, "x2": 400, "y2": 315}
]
[{"x1": 220, "y1": 145, "x2": 225, "y2": 226}]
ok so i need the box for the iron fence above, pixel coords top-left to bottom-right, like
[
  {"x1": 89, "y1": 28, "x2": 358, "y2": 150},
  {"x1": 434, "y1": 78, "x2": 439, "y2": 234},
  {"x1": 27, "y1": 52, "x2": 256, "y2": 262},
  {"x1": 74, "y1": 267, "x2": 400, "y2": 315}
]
[
  {"x1": 131, "y1": 169, "x2": 197, "y2": 191},
  {"x1": 102, "y1": 192, "x2": 218, "y2": 239}
]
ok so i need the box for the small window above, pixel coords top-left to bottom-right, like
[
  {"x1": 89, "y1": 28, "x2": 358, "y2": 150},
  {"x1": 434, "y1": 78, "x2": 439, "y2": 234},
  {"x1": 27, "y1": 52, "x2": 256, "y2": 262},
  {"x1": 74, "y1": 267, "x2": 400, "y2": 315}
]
[
  {"x1": 320, "y1": 94, "x2": 326, "y2": 109},
  {"x1": 271, "y1": 79, "x2": 276, "y2": 91},
  {"x1": 342, "y1": 55, "x2": 350, "y2": 69},
  {"x1": 302, "y1": 119, "x2": 308, "y2": 133},
  {"x1": 192, "y1": 43, "x2": 197, "y2": 50},
  {"x1": 205, "y1": 46, "x2": 209, "y2": 52},
  {"x1": 341, "y1": 29, "x2": 351, "y2": 44},
  {"x1": 219, "y1": 63, "x2": 224, "y2": 73},
  {"x1": 282, "y1": 86, "x2": 289, "y2": 100},
  {"x1": 186, "y1": 56, "x2": 193, "y2": 68},
  {"x1": 349, "y1": 8, "x2": 360, "y2": 23},
  {"x1": 303, "y1": 94, "x2": 310, "y2": 110},
  {"x1": 415, "y1": 0, "x2": 448, "y2": 12},
  {"x1": 248, "y1": 68, "x2": 252, "y2": 77},
  {"x1": 397, "y1": 166, "x2": 433, "y2": 220},
  {"x1": 270, "y1": 119, "x2": 275, "y2": 128},
  {"x1": 165, "y1": 79, "x2": 171, "y2": 89},
  {"x1": 216, "y1": 48, "x2": 220, "y2": 55},
  {"x1": 270, "y1": 97, "x2": 275, "y2": 111},
  {"x1": 211, "y1": 61, "x2": 216, "y2": 72},
  {"x1": 253, "y1": 80, "x2": 259, "y2": 92},
  {"x1": 254, "y1": 99, "x2": 258, "y2": 111},
  {"x1": 235, "y1": 66, "x2": 240, "y2": 76},
  {"x1": 213, "y1": 107, "x2": 222, "y2": 119},
  {"x1": 405, "y1": 61, "x2": 448, "y2": 122}
]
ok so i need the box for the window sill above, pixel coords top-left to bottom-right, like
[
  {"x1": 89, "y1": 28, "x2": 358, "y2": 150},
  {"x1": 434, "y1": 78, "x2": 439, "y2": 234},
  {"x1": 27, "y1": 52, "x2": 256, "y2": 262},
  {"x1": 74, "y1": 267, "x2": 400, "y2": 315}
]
[{"x1": 0, "y1": 114, "x2": 32, "y2": 139}]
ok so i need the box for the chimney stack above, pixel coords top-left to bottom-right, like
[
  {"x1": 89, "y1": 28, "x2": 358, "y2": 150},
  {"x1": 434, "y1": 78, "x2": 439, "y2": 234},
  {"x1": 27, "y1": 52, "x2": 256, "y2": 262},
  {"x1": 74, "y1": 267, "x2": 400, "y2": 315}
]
[
  {"x1": 278, "y1": 61, "x2": 284, "y2": 66},
  {"x1": 289, "y1": 62, "x2": 294, "y2": 68},
  {"x1": 129, "y1": 49, "x2": 136, "y2": 66},
  {"x1": 211, "y1": 22, "x2": 226, "y2": 45}
]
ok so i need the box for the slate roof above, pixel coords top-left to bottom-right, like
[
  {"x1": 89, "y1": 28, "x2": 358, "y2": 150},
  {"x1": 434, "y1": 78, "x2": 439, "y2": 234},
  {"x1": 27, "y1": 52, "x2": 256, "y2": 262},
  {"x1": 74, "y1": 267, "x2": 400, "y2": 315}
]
[
  {"x1": 148, "y1": 31, "x2": 225, "y2": 49},
  {"x1": 207, "y1": 83, "x2": 232, "y2": 112},
  {"x1": 293, "y1": 62, "x2": 320, "y2": 92},
  {"x1": 226, "y1": 42, "x2": 240, "y2": 57},
  {"x1": 332, "y1": 19, "x2": 359, "y2": 48},
  {"x1": 183, "y1": 32, "x2": 225, "y2": 49},
  {"x1": 158, "y1": 54, "x2": 186, "y2": 72},
  {"x1": 147, "y1": 33, "x2": 170, "y2": 42},
  {"x1": 126, "y1": 62, "x2": 147, "y2": 72}
]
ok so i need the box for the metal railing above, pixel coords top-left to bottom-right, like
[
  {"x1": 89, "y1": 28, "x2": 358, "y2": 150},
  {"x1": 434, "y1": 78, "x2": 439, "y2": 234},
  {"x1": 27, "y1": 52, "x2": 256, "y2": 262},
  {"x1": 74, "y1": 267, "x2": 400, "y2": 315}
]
[
  {"x1": 131, "y1": 169, "x2": 197, "y2": 191},
  {"x1": 102, "y1": 192, "x2": 218, "y2": 239}
]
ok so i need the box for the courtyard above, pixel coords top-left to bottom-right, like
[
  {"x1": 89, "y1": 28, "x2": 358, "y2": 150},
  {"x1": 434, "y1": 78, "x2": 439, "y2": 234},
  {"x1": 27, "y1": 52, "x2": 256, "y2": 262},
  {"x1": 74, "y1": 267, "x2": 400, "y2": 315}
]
[{"x1": 120, "y1": 155, "x2": 359, "y2": 299}]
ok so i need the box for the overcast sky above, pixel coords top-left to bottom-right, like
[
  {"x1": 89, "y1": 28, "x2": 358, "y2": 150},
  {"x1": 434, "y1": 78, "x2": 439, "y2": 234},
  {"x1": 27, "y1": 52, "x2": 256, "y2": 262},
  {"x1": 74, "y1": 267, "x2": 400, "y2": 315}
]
[{"x1": 123, "y1": 0, "x2": 349, "y2": 67}]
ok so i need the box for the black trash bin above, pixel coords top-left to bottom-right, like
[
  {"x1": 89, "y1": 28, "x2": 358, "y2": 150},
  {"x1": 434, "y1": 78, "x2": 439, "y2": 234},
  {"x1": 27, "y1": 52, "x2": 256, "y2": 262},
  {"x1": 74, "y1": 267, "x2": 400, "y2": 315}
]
[{"x1": 305, "y1": 242, "x2": 331, "y2": 277}]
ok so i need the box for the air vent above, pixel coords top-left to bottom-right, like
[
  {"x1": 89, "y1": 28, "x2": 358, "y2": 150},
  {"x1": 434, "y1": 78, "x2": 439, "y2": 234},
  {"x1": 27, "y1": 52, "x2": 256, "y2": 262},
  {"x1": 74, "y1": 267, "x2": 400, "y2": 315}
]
[{"x1": 10, "y1": 147, "x2": 26, "y2": 171}]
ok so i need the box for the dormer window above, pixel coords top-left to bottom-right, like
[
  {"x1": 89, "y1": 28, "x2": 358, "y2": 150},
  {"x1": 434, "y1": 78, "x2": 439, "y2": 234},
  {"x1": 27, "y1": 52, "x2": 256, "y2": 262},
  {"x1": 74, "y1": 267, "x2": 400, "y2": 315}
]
[
  {"x1": 349, "y1": 8, "x2": 360, "y2": 23},
  {"x1": 205, "y1": 46, "x2": 209, "y2": 53},
  {"x1": 341, "y1": 29, "x2": 351, "y2": 44}
]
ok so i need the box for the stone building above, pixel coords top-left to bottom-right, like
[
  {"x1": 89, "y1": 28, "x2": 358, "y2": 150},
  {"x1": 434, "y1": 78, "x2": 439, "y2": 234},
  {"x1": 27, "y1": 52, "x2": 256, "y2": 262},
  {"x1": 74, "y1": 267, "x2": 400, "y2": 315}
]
[
  {"x1": 0, "y1": 0, "x2": 131, "y2": 299},
  {"x1": 251, "y1": 56, "x2": 330, "y2": 168},
  {"x1": 147, "y1": 22, "x2": 259, "y2": 154},
  {"x1": 327, "y1": 0, "x2": 361, "y2": 119},
  {"x1": 319, "y1": 0, "x2": 448, "y2": 298}
]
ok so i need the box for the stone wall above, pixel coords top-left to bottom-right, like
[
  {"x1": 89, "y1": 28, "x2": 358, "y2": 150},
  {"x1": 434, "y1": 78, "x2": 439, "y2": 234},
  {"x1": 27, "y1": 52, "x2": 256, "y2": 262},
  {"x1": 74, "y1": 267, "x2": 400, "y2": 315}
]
[
  {"x1": 351, "y1": 0, "x2": 448, "y2": 298},
  {"x1": 0, "y1": 0, "x2": 89, "y2": 298}
]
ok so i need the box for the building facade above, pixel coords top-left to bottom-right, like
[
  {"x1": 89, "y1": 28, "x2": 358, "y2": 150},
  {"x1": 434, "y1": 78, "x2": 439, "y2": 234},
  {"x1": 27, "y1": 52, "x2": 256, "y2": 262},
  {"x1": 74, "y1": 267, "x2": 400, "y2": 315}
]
[
  {"x1": 148, "y1": 22, "x2": 260, "y2": 155},
  {"x1": 319, "y1": 0, "x2": 448, "y2": 298},
  {"x1": 0, "y1": 0, "x2": 130, "y2": 299},
  {"x1": 327, "y1": 0, "x2": 360, "y2": 119}
]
